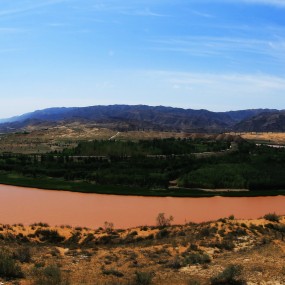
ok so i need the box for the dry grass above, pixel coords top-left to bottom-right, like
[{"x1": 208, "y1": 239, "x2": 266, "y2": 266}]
[
  {"x1": 0, "y1": 216, "x2": 285, "y2": 284},
  {"x1": 229, "y1": 132, "x2": 285, "y2": 145}
]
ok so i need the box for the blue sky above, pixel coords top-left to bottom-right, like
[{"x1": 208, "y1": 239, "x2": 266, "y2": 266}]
[{"x1": 1, "y1": 0, "x2": 285, "y2": 117}]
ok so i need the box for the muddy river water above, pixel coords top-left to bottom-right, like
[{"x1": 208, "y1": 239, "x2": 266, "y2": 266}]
[{"x1": 0, "y1": 184, "x2": 284, "y2": 228}]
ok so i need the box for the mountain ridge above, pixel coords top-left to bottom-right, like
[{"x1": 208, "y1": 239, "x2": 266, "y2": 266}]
[{"x1": 0, "y1": 105, "x2": 281, "y2": 133}]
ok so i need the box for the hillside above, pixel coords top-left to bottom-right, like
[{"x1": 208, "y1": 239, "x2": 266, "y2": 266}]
[
  {"x1": 235, "y1": 111, "x2": 285, "y2": 132},
  {"x1": 0, "y1": 215, "x2": 285, "y2": 284},
  {"x1": 0, "y1": 105, "x2": 278, "y2": 133}
]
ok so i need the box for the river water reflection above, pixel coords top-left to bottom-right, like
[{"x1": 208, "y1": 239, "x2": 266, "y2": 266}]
[{"x1": 0, "y1": 184, "x2": 284, "y2": 228}]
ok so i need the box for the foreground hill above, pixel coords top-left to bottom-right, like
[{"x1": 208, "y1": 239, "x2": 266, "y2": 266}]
[
  {"x1": 0, "y1": 215, "x2": 285, "y2": 284},
  {"x1": 0, "y1": 105, "x2": 278, "y2": 133}
]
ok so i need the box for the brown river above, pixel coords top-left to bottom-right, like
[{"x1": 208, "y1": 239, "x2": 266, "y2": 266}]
[{"x1": 0, "y1": 184, "x2": 284, "y2": 228}]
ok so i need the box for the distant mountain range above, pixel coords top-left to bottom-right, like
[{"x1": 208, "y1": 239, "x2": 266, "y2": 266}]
[{"x1": 0, "y1": 105, "x2": 283, "y2": 133}]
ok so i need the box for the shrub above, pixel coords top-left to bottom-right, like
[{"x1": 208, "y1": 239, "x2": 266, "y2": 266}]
[
  {"x1": 264, "y1": 213, "x2": 280, "y2": 223},
  {"x1": 0, "y1": 249, "x2": 23, "y2": 279},
  {"x1": 156, "y1": 229, "x2": 170, "y2": 239},
  {"x1": 187, "y1": 280, "x2": 201, "y2": 285},
  {"x1": 102, "y1": 268, "x2": 124, "y2": 277},
  {"x1": 13, "y1": 247, "x2": 32, "y2": 263},
  {"x1": 234, "y1": 228, "x2": 247, "y2": 236},
  {"x1": 188, "y1": 244, "x2": 199, "y2": 251},
  {"x1": 134, "y1": 271, "x2": 154, "y2": 285},
  {"x1": 211, "y1": 264, "x2": 246, "y2": 285},
  {"x1": 183, "y1": 252, "x2": 211, "y2": 265},
  {"x1": 32, "y1": 264, "x2": 69, "y2": 285},
  {"x1": 199, "y1": 226, "x2": 217, "y2": 238},
  {"x1": 166, "y1": 256, "x2": 182, "y2": 269},
  {"x1": 229, "y1": 215, "x2": 235, "y2": 220},
  {"x1": 35, "y1": 229, "x2": 65, "y2": 243},
  {"x1": 104, "y1": 221, "x2": 114, "y2": 233},
  {"x1": 30, "y1": 223, "x2": 49, "y2": 227},
  {"x1": 156, "y1": 213, "x2": 174, "y2": 227},
  {"x1": 214, "y1": 240, "x2": 235, "y2": 251},
  {"x1": 81, "y1": 233, "x2": 95, "y2": 246}
]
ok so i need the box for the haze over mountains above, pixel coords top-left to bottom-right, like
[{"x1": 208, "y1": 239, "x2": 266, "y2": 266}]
[{"x1": 0, "y1": 105, "x2": 283, "y2": 133}]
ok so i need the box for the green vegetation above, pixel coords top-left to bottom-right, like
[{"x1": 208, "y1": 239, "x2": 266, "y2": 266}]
[
  {"x1": 0, "y1": 249, "x2": 23, "y2": 279},
  {"x1": 211, "y1": 264, "x2": 246, "y2": 285},
  {"x1": 134, "y1": 271, "x2": 154, "y2": 285},
  {"x1": 32, "y1": 264, "x2": 69, "y2": 285},
  {"x1": 13, "y1": 247, "x2": 32, "y2": 263},
  {"x1": 102, "y1": 268, "x2": 124, "y2": 277},
  {"x1": 264, "y1": 213, "x2": 280, "y2": 223},
  {"x1": 1, "y1": 138, "x2": 285, "y2": 196},
  {"x1": 63, "y1": 138, "x2": 229, "y2": 156}
]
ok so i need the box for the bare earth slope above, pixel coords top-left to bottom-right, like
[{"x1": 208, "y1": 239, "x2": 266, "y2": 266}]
[{"x1": 0, "y1": 216, "x2": 285, "y2": 284}]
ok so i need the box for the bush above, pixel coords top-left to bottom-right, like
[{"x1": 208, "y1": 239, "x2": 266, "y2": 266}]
[
  {"x1": 102, "y1": 268, "x2": 124, "y2": 277},
  {"x1": 188, "y1": 244, "x2": 199, "y2": 251},
  {"x1": 183, "y1": 252, "x2": 211, "y2": 265},
  {"x1": 0, "y1": 249, "x2": 23, "y2": 279},
  {"x1": 211, "y1": 264, "x2": 246, "y2": 285},
  {"x1": 229, "y1": 215, "x2": 235, "y2": 220},
  {"x1": 13, "y1": 247, "x2": 32, "y2": 263},
  {"x1": 187, "y1": 280, "x2": 201, "y2": 285},
  {"x1": 166, "y1": 256, "x2": 182, "y2": 269},
  {"x1": 104, "y1": 221, "x2": 114, "y2": 233},
  {"x1": 156, "y1": 229, "x2": 170, "y2": 239},
  {"x1": 264, "y1": 213, "x2": 280, "y2": 223},
  {"x1": 220, "y1": 239, "x2": 235, "y2": 250},
  {"x1": 32, "y1": 264, "x2": 69, "y2": 285},
  {"x1": 35, "y1": 229, "x2": 65, "y2": 243},
  {"x1": 208, "y1": 239, "x2": 235, "y2": 251},
  {"x1": 199, "y1": 226, "x2": 217, "y2": 238},
  {"x1": 133, "y1": 271, "x2": 154, "y2": 285},
  {"x1": 156, "y1": 213, "x2": 173, "y2": 227}
]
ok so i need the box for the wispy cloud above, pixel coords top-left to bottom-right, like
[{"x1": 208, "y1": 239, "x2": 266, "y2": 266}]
[
  {"x1": 151, "y1": 35, "x2": 285, "y2": 65},
  {"x1": 140, "y1": 70, "x2": 285, "y2": 110},
  {"x1": 0, "y1": 48, "x2": 22, "y2": 53},
  {"x1": 191, "y1": 10, "x2": 214, "y2": 18},
  {"x1": 91, "y1": 3, "x2": 167, "y2": 17},
  {"x1": 123, "y1": 8, "x2": 167, "y2": 17},
  {"x1": 196, "y1": 0, "x2": 285, "y2": 7},
  {"x1": 0, "y1": 27, "x2": 24, "y2": 33},
  {"x1": 240, "y1": 0, "x2": 285, "y2": 7},
  {"x1": 47, "y1": 23, "x2": 69, "y2": 27},
  {"x1": 0, "y1": 0, "x2": 67, "y2": 17},
  {"x1": 164, "y1": 72, "x2": 285, "y2": 91}
]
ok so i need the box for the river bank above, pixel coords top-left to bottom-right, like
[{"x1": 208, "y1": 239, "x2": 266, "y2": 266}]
[{"x1": 1, "y1": 173, "x2": 285, "y2": 198}]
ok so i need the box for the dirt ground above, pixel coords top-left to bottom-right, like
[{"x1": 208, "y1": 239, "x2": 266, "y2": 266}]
[{"x1": 0, "y1": 216, "x2": 285, "y2": 284}]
